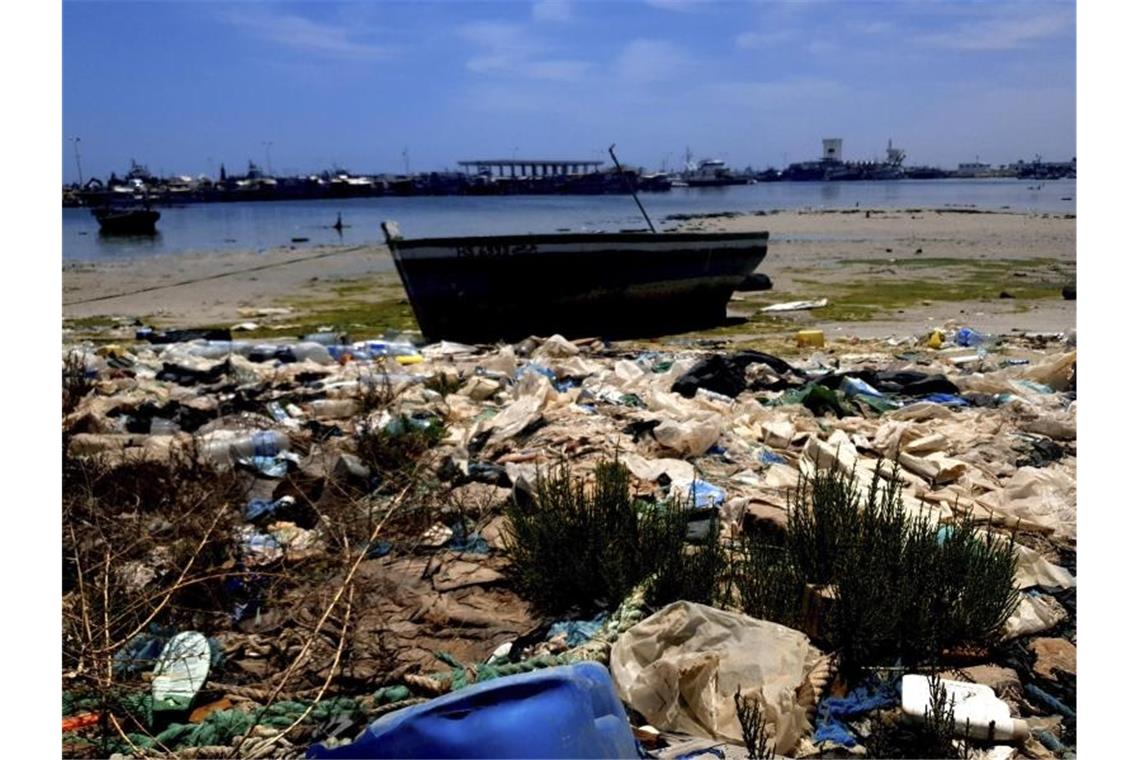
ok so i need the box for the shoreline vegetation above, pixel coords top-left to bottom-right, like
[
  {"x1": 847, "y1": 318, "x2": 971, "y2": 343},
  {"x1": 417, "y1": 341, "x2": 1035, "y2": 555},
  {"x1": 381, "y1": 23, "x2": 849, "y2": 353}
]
[{"x1": 64, "y1": 207, "x2": 1076, "y2": 353}]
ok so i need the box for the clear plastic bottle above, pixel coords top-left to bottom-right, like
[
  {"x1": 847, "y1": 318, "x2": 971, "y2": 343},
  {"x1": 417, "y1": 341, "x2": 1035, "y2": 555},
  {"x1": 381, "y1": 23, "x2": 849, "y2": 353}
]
[{"x1": 199, "y1": 430, "x2": 289, "y2": 466}]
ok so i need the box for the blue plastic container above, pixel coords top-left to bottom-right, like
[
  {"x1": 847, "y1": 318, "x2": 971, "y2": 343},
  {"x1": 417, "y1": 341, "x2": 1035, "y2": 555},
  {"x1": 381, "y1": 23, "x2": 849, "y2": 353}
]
[{"x1": 307, "y1": 662, "x2": 639, "y2": 759}]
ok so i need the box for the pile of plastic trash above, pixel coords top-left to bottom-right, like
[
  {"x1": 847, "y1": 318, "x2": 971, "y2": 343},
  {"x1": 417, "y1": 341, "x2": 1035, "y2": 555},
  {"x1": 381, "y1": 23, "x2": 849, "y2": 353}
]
[{"x1": 62, "y1": 324, "x2": 1076, "y2": 758}]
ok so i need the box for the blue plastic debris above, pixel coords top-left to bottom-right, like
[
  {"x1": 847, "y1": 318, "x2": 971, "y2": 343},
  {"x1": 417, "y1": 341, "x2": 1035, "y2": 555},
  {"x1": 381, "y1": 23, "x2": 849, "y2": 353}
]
[
  {"x1": 813, "y1": 675, "x2": 900, "y2": 748},
  {"x1": 839, "y1": 376, "x2": 884, "y2": 398},
  {"x1": 243, "y1": 456, "x2": 289, "y2": 477},
  {"x1": 244, "y1": 496, "x2": 294, "y2": 522},
  {"x1": 446, "y1": 522, "x2": 490, "y2": 554},
  {"x1": 759, "y1": 450, "x2": 787, "y2": 466},
  {"x1": 307, "y1": 661, "x2": 640, "y2": 759},
  {"x1": 515, "y1": 363, "x2": 558, "y2": 384},
  {"x1": 366, "y1": 541, "x2": 393, "y2": 559},
  {"x1": 681, "y1": 479, "x2": 726, "y2": 509},
  {"x1": 956, "y1": 327, "x2": 988, "y2": 347},
  {"x1": 1016, "y1": 380, "x2": 1055, "y2": 395},
  {"x1": 355, "y1": 340, "x2": 420, "y2": 359},
  {"x1": 1024, "y1": 683, "x2": 1075, "y2": 720},
  {"x1": 266, "y1": 402, "x2": 291, "y2": 423},
  {"x1": 916, "y1": 393, "x2": 970, "y2": 407},
  {"x1": 113, "y1": 629, "x2": 170, "y2": 676},
  {"x1": 547, "y1": 612, "x2": 608, "y2": 648},
  {"x1": 675, "y1": 748, "x2": 726, "y2": 760}
]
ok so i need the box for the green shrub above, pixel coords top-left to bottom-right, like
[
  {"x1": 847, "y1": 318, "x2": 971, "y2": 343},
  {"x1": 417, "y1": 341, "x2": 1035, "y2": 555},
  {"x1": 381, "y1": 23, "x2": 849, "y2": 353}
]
[
  {"x1": 648, "y1": 507, "x2": 726, "y2": 609},
  {"x1": 504, "y1": 459, "x2": 722, "y2": 614},
  {"x1": 733, "y1": 536, "x2": 804, "y2": 630},
  {"x1": 739, "y1": 461, "x2": 1019, "y2": 676}
]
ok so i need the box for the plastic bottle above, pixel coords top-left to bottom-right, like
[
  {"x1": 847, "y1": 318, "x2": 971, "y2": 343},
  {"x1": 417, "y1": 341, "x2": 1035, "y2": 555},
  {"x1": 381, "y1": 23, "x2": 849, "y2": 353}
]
[
  {"x1": 183, "y1": 341, "x2": 252, "y2": 360},
  {"x1": 290, "y1": 341, "x2": 335, "y2": 365},
  {"x1": 302, "y1": 332, "x2": 344, "y2": 347},
  {"x1": 199, "y1": 430, "x2": 289, "y2": 466},
  {"x1": 901, "y1": 674, "x2": 1028, "y2": 742}
]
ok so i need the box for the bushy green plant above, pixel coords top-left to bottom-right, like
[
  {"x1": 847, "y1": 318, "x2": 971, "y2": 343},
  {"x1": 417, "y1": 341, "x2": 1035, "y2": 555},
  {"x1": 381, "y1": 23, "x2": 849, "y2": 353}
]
[
  {"x1": 740, "y1": 461, "x2": 1019, "y2": 676},
  {"x1": 733, "y1": 537, "x2": 804, "y2": 630},
  {"x1": 504, "y1": 459, "x2": 723, "y2": 614},
  {"x1": 648, "y1": 506, "x2": 725, "y2": 608}
]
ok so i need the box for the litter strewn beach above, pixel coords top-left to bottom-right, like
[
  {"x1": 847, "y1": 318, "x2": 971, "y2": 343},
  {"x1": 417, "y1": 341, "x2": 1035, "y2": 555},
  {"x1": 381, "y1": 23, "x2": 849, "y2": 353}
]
[{"x1": 61, "y1": 206, "x2": 1076, "y2": 758}]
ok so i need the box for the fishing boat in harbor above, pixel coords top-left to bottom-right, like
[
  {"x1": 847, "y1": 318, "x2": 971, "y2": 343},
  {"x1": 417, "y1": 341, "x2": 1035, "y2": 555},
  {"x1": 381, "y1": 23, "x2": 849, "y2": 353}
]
[
  {"x1": 91, "y1": 206, "x2": 161, "y2": 235},
  {"x1": 682, "y1": 158, "x2": 750, "y2": 187},
  {"x1": 382, "y1": 221, "x2": 768, "y2": 342}
]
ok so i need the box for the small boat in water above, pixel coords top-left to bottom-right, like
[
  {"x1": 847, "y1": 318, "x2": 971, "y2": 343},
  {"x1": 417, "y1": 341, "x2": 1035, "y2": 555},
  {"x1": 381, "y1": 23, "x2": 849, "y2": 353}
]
[
  {"x1": 382, "y1": 221, "x2": 768, "y2": 342},
  {"x1": 92, "y1": 206, "x2": 161, "y2": 235}
]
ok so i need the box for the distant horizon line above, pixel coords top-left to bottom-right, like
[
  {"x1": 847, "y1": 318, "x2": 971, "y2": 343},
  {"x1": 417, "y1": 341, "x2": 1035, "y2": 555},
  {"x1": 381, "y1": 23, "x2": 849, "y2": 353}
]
[{"x1": 63, "y1": 152, "x2": 1078, "y2": 183}]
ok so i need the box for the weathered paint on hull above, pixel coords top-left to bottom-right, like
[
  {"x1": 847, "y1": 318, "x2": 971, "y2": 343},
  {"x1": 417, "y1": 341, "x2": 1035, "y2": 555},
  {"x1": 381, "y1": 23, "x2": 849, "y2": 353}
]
[{"x1": 387, "y1": 229, "x2": 768, "y2": 342}]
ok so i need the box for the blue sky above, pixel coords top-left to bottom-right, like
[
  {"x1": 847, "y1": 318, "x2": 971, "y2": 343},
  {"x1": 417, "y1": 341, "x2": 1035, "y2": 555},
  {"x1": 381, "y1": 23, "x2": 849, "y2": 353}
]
[{"x1": 62, "y1": 0, "x2": 1075, "y2": 181}]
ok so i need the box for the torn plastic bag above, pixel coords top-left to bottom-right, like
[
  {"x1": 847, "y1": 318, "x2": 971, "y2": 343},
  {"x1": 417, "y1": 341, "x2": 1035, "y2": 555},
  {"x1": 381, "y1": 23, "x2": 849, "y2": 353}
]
[
  {"x1": 671, "y1": 479, "x2": 726, "y2": 509},
  {"x1": 620, "y1": 453, "x2": 695, "y2": 485},
  {"x1": 610, "y1": 601, "x2": 823, "y2": 755},
  {"x1": 652, "y1": 418, "x2": 721, "y2": 457},
  {"x1": 1003, "y1": 592, "x2": 1068, "y2": 640}
]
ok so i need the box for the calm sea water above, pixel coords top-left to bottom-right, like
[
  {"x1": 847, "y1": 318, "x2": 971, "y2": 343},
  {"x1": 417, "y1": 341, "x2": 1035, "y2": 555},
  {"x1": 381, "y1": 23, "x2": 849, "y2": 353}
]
[{"x1": 62, "y1": 178, "x2": 1075, "y2": 261}]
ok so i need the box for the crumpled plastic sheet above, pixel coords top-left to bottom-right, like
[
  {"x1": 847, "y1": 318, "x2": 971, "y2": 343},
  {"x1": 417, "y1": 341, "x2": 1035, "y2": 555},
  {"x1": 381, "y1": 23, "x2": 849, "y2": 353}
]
[
  {"x1": 652, "y1": 418, "x2": 722, "y2": 457},
  {"x1": 609, "y1": 601, "x2": 823, "y2": 756},
  {"x1": 1003, "y1": 591, "x2": 1068, "y2": 640},
  {"x1": 1014, "y1": 544, "x2": 1076, "y2": 590},
  {"x1": 976, "y1": 464, "x2": 1076, "y2": 542},
  {"x1": 620, "y1": 453, "x2": 695, "y2": 485}
]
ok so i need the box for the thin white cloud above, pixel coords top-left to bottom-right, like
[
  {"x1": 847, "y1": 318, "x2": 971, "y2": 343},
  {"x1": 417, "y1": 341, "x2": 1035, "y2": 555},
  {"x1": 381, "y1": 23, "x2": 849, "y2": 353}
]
[
  {"x1": 704, "y1": 78, "x2": 850, "y2": 108},
  {"x1": 220, "y1": 7, "x2": 390, "y2": 61},
  {"x1": 457, "y1": 21, "x2": 591, "y2": 81},
  {"x1": 735, "y1": 30, "x2": 793, "y2": 49},
  {"x1": 615, "y1": 39, "x2": 689, "y2": 84},
  {"x1": 533, "y1": 0, "x2": 573, "y2": 23},
  {"x1": 805, "y1": 39, "x2": 837, "y2": 56},
  {"x1": 853, "y1": 21, "x2": 893, "y2": 35},
  {"x1": 645, "y1": 0, "x2": 714, "y2": 11},
  {"x1": 918, "y1": 9, "x2": 1071, "y2": 51}
]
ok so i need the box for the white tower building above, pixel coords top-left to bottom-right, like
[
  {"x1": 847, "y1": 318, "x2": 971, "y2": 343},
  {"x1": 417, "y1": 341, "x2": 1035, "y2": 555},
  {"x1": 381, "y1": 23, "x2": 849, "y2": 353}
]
[{"x1": 822, "y1": 138, "x2": 843, "y2": 162}]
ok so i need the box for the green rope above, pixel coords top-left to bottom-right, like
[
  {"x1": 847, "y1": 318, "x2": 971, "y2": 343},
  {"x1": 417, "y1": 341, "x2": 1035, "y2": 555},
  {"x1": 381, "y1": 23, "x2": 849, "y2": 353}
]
[{"x1": 62, "y1": 584, "x2": 653, "y2": 754}]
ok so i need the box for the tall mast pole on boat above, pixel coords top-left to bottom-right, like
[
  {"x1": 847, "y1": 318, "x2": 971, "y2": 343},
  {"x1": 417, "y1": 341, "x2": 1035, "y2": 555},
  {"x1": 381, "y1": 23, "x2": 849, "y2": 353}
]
[{"x1": 608, "y1": 144, "x2": 656, "y2": 234}]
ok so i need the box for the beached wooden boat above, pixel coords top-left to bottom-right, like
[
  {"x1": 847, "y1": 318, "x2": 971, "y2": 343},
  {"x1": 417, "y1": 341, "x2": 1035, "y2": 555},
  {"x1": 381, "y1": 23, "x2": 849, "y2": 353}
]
[
  {"x1": 382, "y1": 221, "x2": 768, "y2": 342},
  {"x1": 92, "y1": 206, "x2": 160, "y2": 235}
]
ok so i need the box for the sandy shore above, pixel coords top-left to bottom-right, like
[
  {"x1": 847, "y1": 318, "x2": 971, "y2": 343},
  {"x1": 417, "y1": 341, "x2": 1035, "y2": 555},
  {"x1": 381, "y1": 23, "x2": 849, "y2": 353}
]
[{"x1": 62, "y1": 208, "x2": 1075, "y2": 342}]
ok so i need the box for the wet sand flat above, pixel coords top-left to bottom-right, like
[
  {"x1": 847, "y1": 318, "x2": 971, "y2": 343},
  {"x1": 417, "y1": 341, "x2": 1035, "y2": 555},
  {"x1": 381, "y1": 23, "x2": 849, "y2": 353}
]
[{"x1": 62, "y1": 208, "x2": 1075, "y2": 342}]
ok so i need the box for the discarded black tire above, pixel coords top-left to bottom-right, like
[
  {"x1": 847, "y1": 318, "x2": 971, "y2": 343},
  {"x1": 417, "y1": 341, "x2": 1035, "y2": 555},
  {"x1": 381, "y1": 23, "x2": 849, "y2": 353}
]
[{"x1": 1061, "y1": 284, "x2": 1076, "y2": 300}]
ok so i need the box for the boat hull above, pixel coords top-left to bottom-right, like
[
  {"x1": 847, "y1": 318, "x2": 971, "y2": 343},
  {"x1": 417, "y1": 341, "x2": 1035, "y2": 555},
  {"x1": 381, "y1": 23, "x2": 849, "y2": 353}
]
[
  {"x1": 386, "y1": 229, "x2": 768, "y2": 342},
  {"x1": 92, "y1": 208, "x2": 161, "y2": 235}
]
